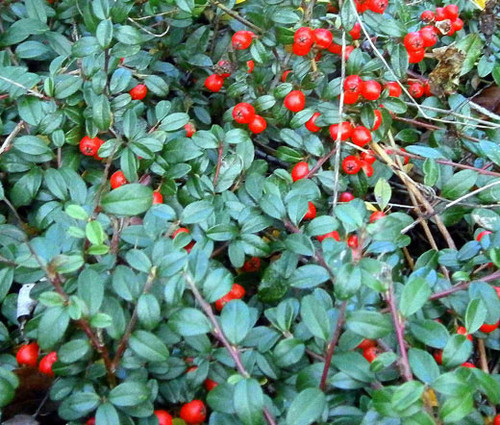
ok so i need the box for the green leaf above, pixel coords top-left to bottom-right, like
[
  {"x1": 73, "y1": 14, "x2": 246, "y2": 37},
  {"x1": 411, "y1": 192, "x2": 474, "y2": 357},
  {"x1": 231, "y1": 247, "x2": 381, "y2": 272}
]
[
  {"x1": 114, "y1": 25, "x2": 143, "y2": 45},
  {"x1": 423, "y1": 158, "x2": 439, "y2": 187},
  {"x1": 399, "y1": 277, "x2": 431, "y2": 317},
  {"x1": 137, "y1": 294, "x2": 161, "y2": 330},
  {"x1": 335, "y1": 264, "x2": 362, "y2": 300},
  {"x1": 441, "y1": 170, "x2": 478, "y2": 200},
  {"x1": 220, "y1": 300, "x2": 252, "y2": 345},
  {"x1": 408, "y1": 348, "x2": 439, "y2": 384},
  {"x1": 346, "y1": 311, "x2": 393, "y2": 339},
  {"x1": 374, "y1": 179, "x2": 391, "y2": 210},
  {"x1": 0, "y1": 377, "x2": 15, "y2": 408},
  {"x1": 14, "y1": 135, "x2": 52, "y2": 156},
  {"x1": 409, "y1": 319, "x2": 449, "y2": 349},
  {"x1": 38, "y1": 306, "x2": 70, "y2": 349},
  {"x1": 335, "y1": 200, "x2": 365, "y2": 232},
  {"x1": 300, "y1": 295, "x2": 331, "y2": 341},
  {"x1": 96, "y1": 402, "x2": 120, "y2": 425},
  {"x1": 78, "y1": 268, "x2": 104, "y2": 316},
  {"x1": 442, "y1": 334, "x2": 473, "y2": 368},
  {"x1": 102, "y1": 184, "x2": 153, "y2": 216},
  {"x1": 274, "y1": 338, "x2": 305, "y2": 367},
  {"x1": 85, "y1": 220, "x2": 105, "y2": 245},
  {"x1": 440, "y1": 394, "x2": 474, "y2": 423},
  {"x1": 169, "y1": 308, "x2": 212, "y2": 336},
  {"x1": 289, "y1": 265, "x2": 330, "y2": 289},
  {"x1": 391, "y1": 381, "x2": 425, "y2": 411},
  {"x1": 471, "y1": 208, "x2": 500, "y2": 231},
  {"x1": 54, "y1": 75, "x2": 83, "y2": 99},
  {"x1": 58, "y1": 339, "x2": 91, "y2": 364},
  {"x1": 96, "y1": 19, "x2": 113, "y2": 48},
  {"x1": 390, "y1": 44, "x2": 409, "y2": 79},
  {"x1": 129, "y1": 330, "x2": 169, "y2": 362},
  {"x1": 465, "y1": 298, "x2": 487, "y2": 334},
  {"x1": 181, "y1": 200, "x2": 215, "y2": 224},
  {"x1": 109, "y1": 382, "x2": 150, "y2": 407},
  {"x1": 145, "y1": 75, "x2": 169, "y2": 97},
  {"x1": 233, "y1": 379, "x2": 264, "y2": 425},
  {"x1": 286, "y1": 388, "x2": 326, "y2": 425},
  {"x1": 93, "y1": 95, "x2": 112, "y2": 131}
]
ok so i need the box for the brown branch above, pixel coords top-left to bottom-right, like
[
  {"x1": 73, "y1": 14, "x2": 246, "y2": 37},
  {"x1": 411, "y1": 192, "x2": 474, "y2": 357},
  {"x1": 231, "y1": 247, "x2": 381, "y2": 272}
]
[
  {"x1": 319, "y1": 301, "x2": 347, "y2": 391},
  {"x1": 209, "y1": 0, "x2": 263, "y2": 33},
  {"x1": 477, "y1": 339, "x2": 489, "y2": 373},
  {"x1": 429, "y1": 270, "x2": 500, "y2": 301},
  {"x1": 213, "y1": 142, "x2": 224, "y2": 187},
  {"x1": 304, "y1": 147, "x2": 337, "y2": 179},
  {"x1": 0, "y1": 120, "x2": 25, "y2": 156}
]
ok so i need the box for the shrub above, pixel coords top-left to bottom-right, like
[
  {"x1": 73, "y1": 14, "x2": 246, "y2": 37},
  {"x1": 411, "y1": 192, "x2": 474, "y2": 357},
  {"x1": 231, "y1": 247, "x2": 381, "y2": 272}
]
[{"x1": 0, "y1": 0, "x2": 499, "y2": 424}]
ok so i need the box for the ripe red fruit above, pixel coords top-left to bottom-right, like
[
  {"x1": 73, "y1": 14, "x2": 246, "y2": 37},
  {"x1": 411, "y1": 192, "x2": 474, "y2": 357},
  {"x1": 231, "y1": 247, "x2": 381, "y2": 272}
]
[
  {"x1": 86, "y1": 419, "x2": 95, "y2": 425},
  {"x1": 363, "y1": 346, "x2": 378, "y2": 362},
  {"x1": 444, "y1": 4, "x2": 459, "y2": 20},
  {"x1": 16, "y1": 343, "x2": 39, "y2": 367},
  {"x1": 342, "y1": 156, "x2": 362, "y2": 174},
  {"x1": 282, "y1": 70, "x2": 292, "y2": 82},
  {"x1": 233, "y1": 102, "x2": 256, "y2": 124},
  {"x1": 349, "y1": 23, "x2": 361, "y2": 40},
  {"x1": 246, "y1": 60, "x2": 255, "y2": 73},
  {"x1": 451, "y1": 18, "x2": 463, "y2": 31},
  {"x1": 371, "y1": 109, "x2": 382, "y2": 131},
  {"x1": 461, "y1": 362, "x2": 476, "y2": 368},
  {"x1": 409, "y1": 82, "x2": 425, "y2": 98},
  {"x1": 494, "y1": 415, "x2": 500, "y2": 425},
  {"x1": 457, "y1": 326, "x2": 473, "y2": 342},
  {"x1": 342, "y1": 45, "x2": 355, "y2": 61},
  {"x1": 248, "y1": 115, "x2": 267, "y2": 134},
  {"x1": 329, "y1": 122, "x2": 353, "y2": 141},
  {"x1": 294, "y1": 27, "x2": 314, "y2": 48},
  {"x1": 39, "y1": 351, "x2": 57, "y2": 376},
  {"x1": 339, "y1": 192, "x2": 355, "y2": 202},
  {"x1": 185, "y1": 123, "x2": 196, "y2": 137},
  {"x1": 419, "y1": 26, "x2": 438, "y2": 47},
  {"x1": 357, "y1": 339, "x2": 376, "y2": 350},
  {"x1": 479, "y1": 321, "x2": 499, "y2": 333},
  {"x1": 80, "y1": 136, "x2": 103, "y2": 156},
  {"x1": 130, "y1": 84, "x2": 147, "y2": 100},
  {"x1": 153, "y1": 192, "x2": 163, "y2": 204},
  {"x1": 367, "y1": 0, "x2": 387, "y2": 13},
  {"x1": 433, "y1": 350, "x2": 443, "y2": 365},
  {"x1": 313, "y1": 28, "x2": 333, "y2": 48},
  {"x1": 421, "y1": 10, "x2": 435, "y2": 22},
  {"x1": 317, "y1": 231, "x2": 340, "y2": 243},
  {"x1": 477, "y1": 230, "x2": 492, "y2": 241},
  {"x1": 204, "y1": 379, "x2": 218, "y2": 391},
  {"x1": 215, "y1": 283, "x2": 246, "y2": 311},
  {"x1": 408, "y1": 49, "x2": 425, "y2": 64},
  {"x1": 344, "y1": 75, "x2": 363, "y2": 94},
  {"x1": 110, "y1": 171, "x2": 128, "y2": 189},
  {"x1": 360, "y1": 80, "x2": 382, "y2": 101},
  {"x1": 242, "y1": 257, "x2": 261, "y2": 273},
  {"x1": 404, "y1": 32, "x2": 424, "y2": 52},
  {"x1": 369, "y1": 211, "x2": 385, "y2": 223},
  {"x1": 351, "y1": 126, "x2": 372, "y2": 147},
  {"x1": 180, "y1": 400, "x2": 206, "y2": 425},
  {"x1": 435, "y1": 7, "x2": 446, "y2": 20},
  {"x1": 343, "y1": 91, "x2": 360, "y2": 104},
  {"x1": 292, "y1": 161, "x2": 310, "y2": 182},
  {"x1": 154, "y1": 410, "x2": 173, "y2": 425},
  {"x1": 293, "y1": 43, "x2": 311, "y2": 56},
  {"x1": 385, "y1": 81, "x2": 402, "y2": 97},
  {"x1": 305, "y1": 112, "x2": 321, "y2": 132},
  {"x1": 173, "y1": 227, "x2": 190, "y2": 239},
  {"x1": 361, "y1": 161, "x2": 374, "y2": 177},
  {"x1": 232, "y1": 31, "x2": 254, "y2": 50},
  {"x1": 361, "y1": 150, "x2": 376, "y2": 164},
  {"x1": 347, "y1": 234, "x2": 359, "y2": 249},
  {"x1": 328, "y1": 43, "x2": 342, "y2": 55},
  {"x1": 204, "y1": 74, "x2": 224, "y2": 92},
  {"x1": 423, "y1": 81, "x2": 432, "y2": 96},
  {"x1": 284, "y1": 90, "x2": 306, "y2": 112},
  {"x1": 303, "y1": 202, "x2": 316, "y2": 220}
]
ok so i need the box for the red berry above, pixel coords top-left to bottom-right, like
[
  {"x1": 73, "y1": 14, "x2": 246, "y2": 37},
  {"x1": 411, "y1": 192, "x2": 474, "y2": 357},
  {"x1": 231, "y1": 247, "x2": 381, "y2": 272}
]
[
  {"x1": 361, "y1": 161, "x2": 374, "y2": 177},
  {"x1": 435, "y1": 7, "x2": 446, "y2": 20},
  {"x1": 351, "y1": 126, "x2": 372, "y2": 147},
  {"x1": 349, "y1": 23, "x2": 361, "y2": 40},
  {"x1": 404, "y1": 32, "x2": 425, "y2": 51},
  {"x1": 419, "y1": 26, "x2": 438, "y2": 47},
  {"x1": 369, "y1": 211, "x2": 385, "y2": 223},
  {"x1": 79, "y1": 136, "x2": 103, "y2": 156},
  {"x1": 433, "y1": 350, "x2": 443, "y2": 365},
  {"x1": 385, "y1": 81, "x2": 402, "y2": 97},
  {"x1": 342, "y1": 46, "x2": 355, "y2": 61},
  {"x1": 444, "y1": 4, "x2": 459, "y2": 20},
  {"x1": 242, "y1": 257, "x2": 261, "y2": 273},
  {"x1": 93, "y1": 138, "x2": 105, "y2": 160},
  {"x1": 371, "y1": 109, "x2": 382, "y2": 131},
  {"x1": 452, "y1": 18, "x2": 463, "y2": 31},
  {"x1": 248, "y1": 115, "x2": 267, "y2": 134},
  {"x1": 39, "y1": 351, "x2": 57, "y2": 377},
  {"x1": 367, "y1": 0, "x2": 387, "y2": 13},
  {"x1": 204, "y1": 74, "x2": 224, "y2": 92},
  {"x1": 328, "y1": 43, "x2": 342, "y2": 55},
  {"x1": 215, "y1": 283, "x2": 246, "y2": 311},
  {"x1": 494, "y1": 287, "x2": 500, "y2": 299},
  {"x1": 305, "y1": 112, "x2": 321, "y2": 132},
  {"x1": 180, "y1": 400, "x2": 206, "y2": 425},
  {"x1": 347, "y1": 234, "x2": 359, "y2": 248},
  {"x1": 110, "y1": 171, "x2": 128, "y2": 189},
  {"x1": 494, "y1": 415, "x2": 500, "y2": 425},
  {"x1": 329, "y1": 121, "x2": 353, "y2": 141},
  {"x1": 130, "y1": 84, "x2": 147, "y2": 100},
  {"x1": 357, "y1": 339, "x2": 376, "y2": 350},
  {"x1": 363, "y1": 346, "x2": 378, "y2": 362},
  {"x1": 313, "y1": 28, "x2": 333, "y2": 48},
  {"x1": 421, "y1": 10, "x2": 435, "y2": 22},
  {"x1": 294, "y1": 27, "x2": 314, "y2": 48},
  {"x1": 479, "y1": 321, "x2": 499, "y2": 333},
  {"x1": 172, "y1": 227, "x2": 190, "y2": 239},
  {"x1": 282, "y1": 70, "x2": 292, "y2": 82},
  {"x1": 409, "y1": 82, "x2": 425, "y2": 98},
  {"x1": 292, "y1": 161, "x2": 310, "y2": 182},
  {"x1": 232, "y1": 102, "x2": 256, "y2": 124},
  {"x1": 284, "y1": 90, "x2": 306, "y2": 112},
  {"x1": 86, "y1": 419, "x2": 95, "y2": 425},
  {"x1": 317, "y1": 231, "x2": 340, "y2": 243},
  {"x1": 457, "y1": 326, "x2": 473, "y2": 342},
  {"x1": 423, "y1": 81, "x2": 432, "y2": 96},
  {"x1": 361, "y1": 80, "x2": 382, "y2": 101},
  {"x1": 232, "y1": 31, "x2": 254, "y2": 50},
  {"x1": 342, "y1": 156, "x2": 362, "y2": 174},
  {"x1": 154, "y1": 410, "x2": 173, "y2": 425},
  {"x1": 293, "y1": 42, "x2": 311, "y2": 56},
  {"x1": 153, "y1": 192, "x2": 163, "y2": 204},
  {"x1": 477, "y1": 230, "x2": 492, "y2": 241},
  {"x1": 339, "y1": 192, "x2": 355, "y2": 202},
  {"x1": 344, "y1": 75, "x2": 363, "y2": 94},
  {"x1": 343, "y1": 91, "x2": 360, "y2": 104},
  {"x1": 16, "y1": 343, "x2": 39, "y2": 367},
  {"x1": 185, "y1": 123, "x2": 196, "y2": 137},
  {"x1": 461, "y1": 362, "x2": 476, "y2": 368},
  {"x1": 303, "y1": 202, "x2": 316, "y2": 220},
  {"x1": 204, "y1": 379, "x2": 218, "y2": 391},
  {"x1": 246, "y1": 60, "x2": 255, "y2": 73},
  {"x1": 408, "y1": 49, "x2": 425, "y2": 63}
]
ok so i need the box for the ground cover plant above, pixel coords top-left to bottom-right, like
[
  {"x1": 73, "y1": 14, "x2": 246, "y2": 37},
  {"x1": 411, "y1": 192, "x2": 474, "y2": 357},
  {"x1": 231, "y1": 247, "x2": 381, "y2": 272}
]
[{"x1": 0, "y1": 0, "x2": 500, "y2": 424}]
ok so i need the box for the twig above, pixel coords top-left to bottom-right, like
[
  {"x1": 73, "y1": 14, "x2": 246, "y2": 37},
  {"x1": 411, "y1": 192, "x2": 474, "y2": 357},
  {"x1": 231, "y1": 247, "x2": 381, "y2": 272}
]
[
  {"x1": 477, "y1": 339, "x2": 489, "y2": 373},
  {"x1": 469, "y1": 100, "x2": 500, "y2": 123},
  {"x1": 319, "y1": 301, "x2": 347, "y2": 391},
  {"x1": 128, "y1": 17, "x2": 170, "y2": 37},
  {"x1": 429, "y1": 270, "x2": 500, "y2": 301},
  {"x1": 0, "y1": 76, "x2": 48, "y2": 100},
  {"x1": 304, "y1": 147, "x2": 337, "y2": 179},
  {"x1": 441, "y1": 180, "x2": 500, "y2": 211},
  {"x1": 209, "y1": 0, "x2": 263, "y2": 33},
  {"x1": 387, "y1": 283, "x2": 413, "y2": 381},
  {"x1": 213, "y1": 142, "x2": 224, "y2": 187},
  {"x1": 183, "y1": 272, "x2": 277, "y2": 425},
  {"x1": 0, "y1": 120, "x2": 25, "y2": 155}
]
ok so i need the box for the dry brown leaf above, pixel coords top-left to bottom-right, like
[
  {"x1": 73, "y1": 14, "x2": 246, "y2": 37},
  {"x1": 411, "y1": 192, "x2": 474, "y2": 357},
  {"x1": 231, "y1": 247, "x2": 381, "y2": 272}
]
[{"x1": 428, "y1": 45, "x2": 466, "y2": 97}]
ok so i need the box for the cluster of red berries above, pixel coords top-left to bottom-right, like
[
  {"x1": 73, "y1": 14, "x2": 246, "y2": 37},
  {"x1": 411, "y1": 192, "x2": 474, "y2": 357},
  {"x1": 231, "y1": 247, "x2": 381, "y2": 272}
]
[
  {"x1": 343, "y1": 75, "x2": 383, "y2": 105},
  {"x1": 404, "y1": 4, "x2": 462, "y2": 63},
  {"x1": 329, "y1": 121, "x2": 373, "y2": 147},
  {"x1": 342, "y1": 149, "x2": 377, "y2": 177},
  {"x1": 408, "y1": 79, "x2": 432, "y2": 98},
  {"x1": 172, "y1": 227, "x2": 195, "y2": 253},
  {"x1": 215, "y1": 283, "x2": 246, "y2": 311},
  {"x1": 16, "y1": 342, "x2": 57, "y2": 377},
  {"x1": 357, "y1": 339, "x2": 380, "y2": 363},
  {"x1": 232, "y1": 102, "x2": 267, "y2": 134},
  {"x1": 79, "y1": 136, "x2": 104, "y2": 160},
  {"x1": 354, "y1": 0, "x2": 388, "y2": 14}
]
